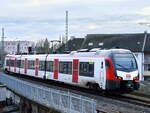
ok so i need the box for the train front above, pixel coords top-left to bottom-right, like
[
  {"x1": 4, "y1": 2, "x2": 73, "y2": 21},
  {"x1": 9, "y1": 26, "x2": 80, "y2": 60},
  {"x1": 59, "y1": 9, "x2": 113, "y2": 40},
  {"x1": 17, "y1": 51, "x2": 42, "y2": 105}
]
[{"x1": 106, "y1": 49, "x2": 140, "y2": 92}]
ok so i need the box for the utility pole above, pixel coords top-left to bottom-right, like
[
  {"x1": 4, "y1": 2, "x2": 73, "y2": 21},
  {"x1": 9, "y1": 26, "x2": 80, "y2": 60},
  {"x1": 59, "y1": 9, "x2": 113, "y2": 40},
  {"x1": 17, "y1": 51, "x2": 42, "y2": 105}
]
[
  {"x1": 65, "y1": 10, "x2": 68, "y2": 51},
  {"x1": 1, "y1": 28, "x2": 5, "y2": 66},
  {"x1": 138, "y1": 22, "x2": 150, "y2": 80}
]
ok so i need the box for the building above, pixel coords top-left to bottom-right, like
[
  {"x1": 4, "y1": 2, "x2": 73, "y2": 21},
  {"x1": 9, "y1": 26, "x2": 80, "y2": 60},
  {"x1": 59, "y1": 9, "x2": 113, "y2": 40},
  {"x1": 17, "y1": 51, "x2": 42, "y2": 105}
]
[
  {"x1": 55, "y1": 37, "x2": 84, "y2": 53},
  {"x1": 80, "y1": 32, "x2": 150, "y2": 79},
  {"x1": 3, "y1": 41, "x2": 34, "y2": 54}
]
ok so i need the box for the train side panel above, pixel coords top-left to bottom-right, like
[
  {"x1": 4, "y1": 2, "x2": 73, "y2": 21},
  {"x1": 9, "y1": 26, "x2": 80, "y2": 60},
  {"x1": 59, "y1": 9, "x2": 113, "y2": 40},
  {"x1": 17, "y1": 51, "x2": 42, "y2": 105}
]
[{"x1": 4, "y1": 55, "x2": 107, "y2": 90}]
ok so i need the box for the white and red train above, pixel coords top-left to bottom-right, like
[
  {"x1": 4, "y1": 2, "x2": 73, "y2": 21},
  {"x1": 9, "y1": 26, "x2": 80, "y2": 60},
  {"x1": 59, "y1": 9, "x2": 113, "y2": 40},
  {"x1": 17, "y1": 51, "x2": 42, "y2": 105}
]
[{"x1": 4, "y1": 49, "x2": 140, "y2": 93}]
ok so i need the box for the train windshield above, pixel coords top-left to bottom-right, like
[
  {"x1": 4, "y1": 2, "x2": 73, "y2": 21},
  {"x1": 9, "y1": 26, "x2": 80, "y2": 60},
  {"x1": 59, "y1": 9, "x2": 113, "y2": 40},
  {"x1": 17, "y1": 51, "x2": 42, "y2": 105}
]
[{"x1": 113, "y1": 53, "x2": 137, "y2": 72}]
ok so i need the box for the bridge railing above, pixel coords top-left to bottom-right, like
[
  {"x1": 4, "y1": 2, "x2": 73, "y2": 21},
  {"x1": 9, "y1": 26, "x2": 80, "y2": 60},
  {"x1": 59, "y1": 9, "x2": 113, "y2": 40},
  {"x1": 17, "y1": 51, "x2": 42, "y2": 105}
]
[{"x1": 0, "y1": 73, "x2": 96, "y2": 113}]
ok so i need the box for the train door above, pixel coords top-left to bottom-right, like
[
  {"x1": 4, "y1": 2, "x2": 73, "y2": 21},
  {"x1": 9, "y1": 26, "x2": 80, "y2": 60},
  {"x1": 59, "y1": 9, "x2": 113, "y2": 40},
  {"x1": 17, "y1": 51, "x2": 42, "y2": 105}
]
[
  {"x1": 54, "y1": 59, "x2": 59, "y2": 79},
  {"x1": 35, "y1": 58, "x2": 39, "y2": 76},
  {"x1": 99, "y1": 59, "x2": 106, "y2": 90},
  {"x1": 24, "y1": 58, "x2": 28, "y2": 74},
  {"x1": 72, "y1": 59, "x2": 79, "y2": 83}
]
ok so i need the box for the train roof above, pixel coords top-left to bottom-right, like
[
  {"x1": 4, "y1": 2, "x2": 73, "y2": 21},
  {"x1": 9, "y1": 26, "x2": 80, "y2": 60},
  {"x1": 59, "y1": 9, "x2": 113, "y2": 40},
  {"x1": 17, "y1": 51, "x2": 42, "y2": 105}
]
[
  {"x1": 69, "y1": 49, "x2": 131, "y2": 56},
  {"x1": 5, "y1": 49, "x2": 132, "y2": 58}
]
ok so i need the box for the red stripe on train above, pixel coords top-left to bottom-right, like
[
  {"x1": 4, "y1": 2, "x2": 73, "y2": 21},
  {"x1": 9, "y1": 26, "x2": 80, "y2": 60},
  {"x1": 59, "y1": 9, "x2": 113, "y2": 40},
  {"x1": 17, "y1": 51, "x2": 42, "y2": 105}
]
[
  {"x1": 72, "y1": 59, "x2": 79, "y2": 83},
  {"x1": 24, "y1": 58, "x2": 28, "y2": 74},
  {"x1": 35, "y1": 58, "x2": 39, "y2": 76},
  {"x1": 54, "y1": 59, "x2": 59, "y2": 79}
]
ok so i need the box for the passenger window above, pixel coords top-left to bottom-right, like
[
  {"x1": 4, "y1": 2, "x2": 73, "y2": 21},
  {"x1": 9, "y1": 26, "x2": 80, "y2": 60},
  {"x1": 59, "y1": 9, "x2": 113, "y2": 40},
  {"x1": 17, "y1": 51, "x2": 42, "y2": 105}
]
[
  {"x1": 79, "y1": 62, "x2": 94, "y2": 77},
  {"x1": 16, "y1": 60, "x2": 21, "y2": 68},
  {"x1": 105, "y1": 60, "x2": 110, "y2": 69},
  {"x1": 20, "y1": 60, "x2": 24, "y2": 68},
  {"x1": 59, "y1": 62, "x2": 72, "y2": 74},
  {"x1": 39, "y1": 61, "x2": 45, "y2": 71},
  {"x1": 46, "y1": 61, "x2": 54, "y2": 72},
  {"x1": 10, "y1": 60, "x2": 12, "y2": 66},
  {"x1": 101, "y1": 62, "x2": 103, "y2": 69},
  {"x1": 6, "y1": 59, "x2": 10, "y2": 66},
  {"x1": 28, "y1": 60, "x2": 35, "y2": 69}
]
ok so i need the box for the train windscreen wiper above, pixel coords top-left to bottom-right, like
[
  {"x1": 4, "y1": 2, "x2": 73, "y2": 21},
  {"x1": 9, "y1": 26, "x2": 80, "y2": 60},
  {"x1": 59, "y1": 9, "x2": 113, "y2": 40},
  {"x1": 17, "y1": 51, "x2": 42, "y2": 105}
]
[{"x1": 116, "y1": 64, "x2": 130, "y2": 71}]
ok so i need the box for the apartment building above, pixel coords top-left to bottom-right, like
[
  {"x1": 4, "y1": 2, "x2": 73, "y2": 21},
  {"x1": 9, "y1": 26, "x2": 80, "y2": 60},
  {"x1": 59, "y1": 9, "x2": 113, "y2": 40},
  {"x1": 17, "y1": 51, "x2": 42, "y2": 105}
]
[{"x1": 4, "y1": 41, "x2": 34, "y2": 54}]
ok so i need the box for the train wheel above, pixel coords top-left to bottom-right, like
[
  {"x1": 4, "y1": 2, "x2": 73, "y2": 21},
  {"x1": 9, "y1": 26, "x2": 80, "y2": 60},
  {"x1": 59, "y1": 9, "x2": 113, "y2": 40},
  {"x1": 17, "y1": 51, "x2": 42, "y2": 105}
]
[
  {"x1": 93, "y1": 84, "x2": 102, "y2": 93},
  {"x1": 87, "y1": 83, "x2": 93, "y2": 89}
]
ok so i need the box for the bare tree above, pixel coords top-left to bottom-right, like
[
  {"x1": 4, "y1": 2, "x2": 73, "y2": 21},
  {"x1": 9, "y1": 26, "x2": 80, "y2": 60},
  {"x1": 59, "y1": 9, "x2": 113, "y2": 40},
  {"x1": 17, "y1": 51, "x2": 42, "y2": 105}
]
[
  {"x1": 0, "y1": 48, "x2": 7, "y2": 67},
  {"x1": 36, "y1": 38, "x2": 50, "y2": 54},
  {"x1": 43, "y1": 38, "x2": 49, "y2": 54}
]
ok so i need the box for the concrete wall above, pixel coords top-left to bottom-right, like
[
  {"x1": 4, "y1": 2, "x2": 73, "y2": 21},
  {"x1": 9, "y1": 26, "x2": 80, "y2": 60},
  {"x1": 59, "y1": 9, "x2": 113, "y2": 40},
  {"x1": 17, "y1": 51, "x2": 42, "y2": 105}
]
[
  {"x1": 134, "y1": 52, "x2": 150, "y2": 80},
  {"x1": 0, "y1": 85, "x2": 7, "y2": 102},
  {"x1": 19, "y1": 98, "x2": 60, "y2": 113},
  {"x1": 134, "y1": 52, "x2": 144, "y2": 80}
]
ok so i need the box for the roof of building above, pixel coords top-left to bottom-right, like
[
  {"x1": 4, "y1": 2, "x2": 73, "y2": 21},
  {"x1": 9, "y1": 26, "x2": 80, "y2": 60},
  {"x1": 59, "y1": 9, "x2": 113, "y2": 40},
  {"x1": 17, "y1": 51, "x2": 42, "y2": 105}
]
[
  {"x1": 56, "y1": 38, "x2": 84, "y2": 53},
  {"x1": 81, "y1": 32, "x2": 150, "y2": 52}
]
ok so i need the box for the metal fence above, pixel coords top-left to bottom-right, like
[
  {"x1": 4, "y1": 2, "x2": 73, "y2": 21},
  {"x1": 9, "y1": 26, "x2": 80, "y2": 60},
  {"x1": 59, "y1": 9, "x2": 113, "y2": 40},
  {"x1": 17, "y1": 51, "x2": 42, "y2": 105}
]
[{"x1": 0, "y1": 73, "x2": 96, "y2": 113}]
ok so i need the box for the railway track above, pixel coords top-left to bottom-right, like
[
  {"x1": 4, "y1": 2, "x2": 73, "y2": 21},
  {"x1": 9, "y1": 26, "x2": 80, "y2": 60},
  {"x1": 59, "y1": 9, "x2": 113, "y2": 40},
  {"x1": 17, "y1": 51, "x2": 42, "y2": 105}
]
[
  {"x1": 107, "y1": 94, "x2": 150, "y2": 108},
  {"x1": 96, "y1": 94, "x2": 150, "y2": 113},
  {"x1": 3, "y1": 72, "x2": 150, "y2": 112},
  {"x1": 131, "y1": 92, "x2": 150, "y2": 99}
]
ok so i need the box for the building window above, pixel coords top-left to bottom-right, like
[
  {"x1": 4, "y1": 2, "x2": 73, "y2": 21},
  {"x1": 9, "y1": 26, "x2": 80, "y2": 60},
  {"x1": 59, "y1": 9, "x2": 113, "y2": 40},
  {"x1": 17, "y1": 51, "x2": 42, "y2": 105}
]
[
  {"x1": 98, "y1": 42, "x2": 104, "y2": 46},
  {"x1": 88, "y1": 42, "x2": 93, "y2": 46},
  {"x1": 144, "y1": 64, "x2": 150, "y2": 71}
]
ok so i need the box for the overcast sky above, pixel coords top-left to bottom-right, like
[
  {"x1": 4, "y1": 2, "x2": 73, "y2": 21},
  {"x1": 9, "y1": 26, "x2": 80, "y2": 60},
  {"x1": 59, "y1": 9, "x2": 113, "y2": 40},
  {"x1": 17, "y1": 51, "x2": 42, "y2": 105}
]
[{"x1": 1, "y1": 0, "x2": 150, "y2": 41}]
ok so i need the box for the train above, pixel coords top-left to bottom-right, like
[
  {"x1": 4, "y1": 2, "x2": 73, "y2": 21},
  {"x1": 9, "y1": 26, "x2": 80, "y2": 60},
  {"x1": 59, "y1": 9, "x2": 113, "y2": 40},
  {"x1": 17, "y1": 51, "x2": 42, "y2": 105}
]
[{"x1": 4, "y1": 49, "x2": 140, "y2": 93}]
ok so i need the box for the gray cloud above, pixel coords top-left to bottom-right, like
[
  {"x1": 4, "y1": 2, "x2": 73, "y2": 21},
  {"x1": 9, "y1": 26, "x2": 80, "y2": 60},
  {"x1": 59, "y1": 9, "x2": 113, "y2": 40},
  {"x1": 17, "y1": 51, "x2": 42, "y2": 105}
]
[{"x1": 0, "y1": 0, "x2": 150, "y2": 41}]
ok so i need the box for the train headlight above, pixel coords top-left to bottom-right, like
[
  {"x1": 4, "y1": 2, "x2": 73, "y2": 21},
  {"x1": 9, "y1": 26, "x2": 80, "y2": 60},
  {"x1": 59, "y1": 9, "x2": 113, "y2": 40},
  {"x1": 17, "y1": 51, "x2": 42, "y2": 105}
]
[
  {"x1": 117, "y1": 76, "x2": 123, "y2": 80},
  {"x1": 133, "y1": 73, "x2": 139, "y2": 80},
  {"x1": 133, "y1": 76, "x2": 139, "y2": 80}
]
